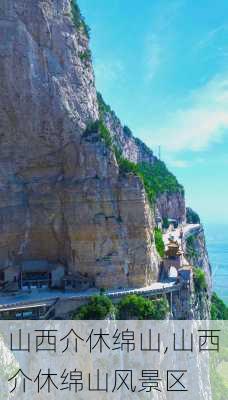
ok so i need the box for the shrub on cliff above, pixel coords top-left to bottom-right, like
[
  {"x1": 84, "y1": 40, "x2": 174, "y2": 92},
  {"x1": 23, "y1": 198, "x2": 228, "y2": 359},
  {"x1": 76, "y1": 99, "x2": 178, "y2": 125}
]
[
  {"x1": 123, "y1": 125, "x2": 133, "y2": 137},
  {"x1": 115, "y1": 158, "x2": 184, "y2": 204},
  {"x1": 116, "y1": 294, "x2": 169, "y2": 320},
  {"x1": 95, "y1": 93, "x2": 184, "y2": 203},
  {"x1": 72, "y1": 295, "x2": 113, "y2": 319},
  {"x1": 211, "y1": 292, "x2": 228, "y2": 320},
  {"x1": 97, "y1": 92, "x2": 113, "y2": 117},
  {"x1": 186, "y1": 207, "x2": 200, "y2": 224},
  {"x1": 71, "y1": 0, "x2": 90, "y2": 38},
  {"x1": 154, "y1": 228, "x2": 165, "y2": 257},
  {"x1": 186, "y1": 235, "x2": 197, "y2": 259},
  {"x1": 84, "y1": 120, "x2": 113, "y2": 148},
  {"x1": 84, "y1": 119, "x2": 183, "y2": 207},
  {"x1": 137, "y1": 161, "x2": 184, "y2": 198},
  {"x1": 117, "y1": 157, "x2": 138, "y2": 174},
  {"x1": 193, "y1": 268, "x2": 207, "y2": 292},
  {"x1": 78, "y1": 49, "x2": 92, "y2": 63},
  {"x1": 99, "y1": 120, "x2": 113, "y2": 148}
]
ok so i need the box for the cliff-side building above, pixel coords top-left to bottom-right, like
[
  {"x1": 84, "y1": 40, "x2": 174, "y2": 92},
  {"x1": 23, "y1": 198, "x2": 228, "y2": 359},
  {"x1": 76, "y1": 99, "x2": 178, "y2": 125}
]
[{"x1": 0, "y1": 261, "x2": 65, "y2": 291}]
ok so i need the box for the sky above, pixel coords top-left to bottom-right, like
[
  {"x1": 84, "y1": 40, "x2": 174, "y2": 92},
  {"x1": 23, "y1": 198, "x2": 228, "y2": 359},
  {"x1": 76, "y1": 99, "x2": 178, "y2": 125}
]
[{"x1": 78, "y1": 0, "x2": 228, "y2": 225}]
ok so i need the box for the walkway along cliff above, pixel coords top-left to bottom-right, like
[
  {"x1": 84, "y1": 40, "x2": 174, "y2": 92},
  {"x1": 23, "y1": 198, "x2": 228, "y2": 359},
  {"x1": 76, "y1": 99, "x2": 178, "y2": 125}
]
[{"x1": 0, "y1": 0, "x2": 212, "y2": 319}]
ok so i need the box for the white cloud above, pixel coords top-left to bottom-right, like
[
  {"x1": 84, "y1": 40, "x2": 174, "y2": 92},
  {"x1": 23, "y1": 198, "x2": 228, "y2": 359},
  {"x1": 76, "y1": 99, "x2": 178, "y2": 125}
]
[{"x1": 144, "y1": 74, "x2": 228, "y2": 152}]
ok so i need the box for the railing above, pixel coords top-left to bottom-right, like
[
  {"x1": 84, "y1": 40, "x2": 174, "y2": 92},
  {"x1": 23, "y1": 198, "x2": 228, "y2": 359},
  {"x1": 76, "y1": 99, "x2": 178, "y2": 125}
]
[{"x1": 0, "y1": 283, "x2": 183, "y2": 314}]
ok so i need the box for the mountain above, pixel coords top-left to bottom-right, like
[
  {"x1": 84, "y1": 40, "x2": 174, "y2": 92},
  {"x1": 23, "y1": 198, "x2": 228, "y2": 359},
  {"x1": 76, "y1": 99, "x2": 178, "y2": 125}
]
[{"x1": 0, "y1": 0, "x2": 212, "y2": 318}]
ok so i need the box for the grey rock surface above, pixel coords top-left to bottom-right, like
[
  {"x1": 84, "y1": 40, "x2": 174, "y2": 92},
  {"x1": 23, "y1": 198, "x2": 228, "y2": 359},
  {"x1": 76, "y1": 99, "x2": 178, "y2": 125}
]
[{"x1": 0, "y1": 0, "x2": 159, "y2": 288}]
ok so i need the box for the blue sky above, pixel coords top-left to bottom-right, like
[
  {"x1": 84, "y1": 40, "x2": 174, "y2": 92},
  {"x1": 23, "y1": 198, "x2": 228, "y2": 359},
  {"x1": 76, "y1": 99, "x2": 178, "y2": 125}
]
[{"x1": 78, "y1": 0, "x2": 228, "y2": 224}]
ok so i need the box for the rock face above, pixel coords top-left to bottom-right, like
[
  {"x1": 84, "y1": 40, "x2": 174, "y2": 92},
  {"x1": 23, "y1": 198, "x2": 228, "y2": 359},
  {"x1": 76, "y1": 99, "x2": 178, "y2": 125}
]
[
  {"x1": 156, "y1": 192, "x2": 186, "y2": 224},
  {"x1": 184, "y1": 225, "x2": 212, "y2": 291},
  {"x1": 183, "y1": 224, "x2": 212, "y2": 318},
  {"x1": 0, "y1": 0, "x2": 159, "y2": 288},
  {"x1": 99, "y1": 95, "x2": 186, "y2": 224},
  {"x1": 101, "y1": 104, "x2": 156, "y2": 165}
]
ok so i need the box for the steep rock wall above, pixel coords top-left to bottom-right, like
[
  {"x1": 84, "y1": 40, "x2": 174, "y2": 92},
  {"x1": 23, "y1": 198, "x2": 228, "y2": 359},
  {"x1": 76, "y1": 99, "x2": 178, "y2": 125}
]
[
  {"x1": 184, "y1": 225, "x2": 212, "y2": 291},
  {"x1": 183, "y1": 224, "x2": 212, "y2": 318},
  {"x1": 99, "y1": 95, "x2": 186, "y2": 224},
  {"x1": 0, "y1": 0, "x2": 159, "y2": 288},
  {"x1": 102, "y1": 106, "x2": 156, "y2": 165},
  {"x1": 156, "y1": 192, "x2": 186, "y2": 224}
]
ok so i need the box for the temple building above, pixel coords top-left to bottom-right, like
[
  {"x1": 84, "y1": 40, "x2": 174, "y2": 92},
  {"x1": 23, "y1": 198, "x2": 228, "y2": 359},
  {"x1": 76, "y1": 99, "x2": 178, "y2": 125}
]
[
  {"x1": 0, "y1": 261, "x2": 65, "y2": 291},
  {"x1": 163, "y1": 238, "x2": 183, "y2": 277}
]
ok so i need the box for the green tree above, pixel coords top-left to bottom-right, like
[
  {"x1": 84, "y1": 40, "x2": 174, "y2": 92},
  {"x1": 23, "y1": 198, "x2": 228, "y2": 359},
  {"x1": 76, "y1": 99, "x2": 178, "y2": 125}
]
[
  {"x1": 193, "y1": 268, "x2": 207, "y2": 292},
  {"x1": 117, "y1": 294, "x2": 169, "y2": 320},
  {"x1": 73, "y1": 295, "x2": 113, "y2": 320},
  {"x1": 211, "y1": 292, "x2": 228, "y2": 320},
  {"x1": 154, "y1": 228, "x2": 165, "y2": 257},
  {"x1": 71, "y1": 0, "x2": 90, "y2": 38}
]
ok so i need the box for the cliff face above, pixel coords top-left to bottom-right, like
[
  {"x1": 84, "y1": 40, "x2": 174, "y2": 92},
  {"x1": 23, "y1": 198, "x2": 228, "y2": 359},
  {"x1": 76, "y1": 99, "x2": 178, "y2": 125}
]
[
  {"x1": 184, "y1": 225, "x2": 212, "y2": 291},
  {"x1": 100, "y1": 101, "x2": 156, "y2": 165},
  {"x1": 0, "y1": 0, "x2": 159, "y2": 288},
  {"x1": 184, "y1": 225, "x2": 212, "y2": 318},
  {"x1": 98, "y1": 94, "x2": 186, "y2": 224},
  {"x1": 156, "y1": 192, "x2": 186, "y2": 224},
  {"x1": 0, "y1": 0, "x2": 211, "y2": 303}
]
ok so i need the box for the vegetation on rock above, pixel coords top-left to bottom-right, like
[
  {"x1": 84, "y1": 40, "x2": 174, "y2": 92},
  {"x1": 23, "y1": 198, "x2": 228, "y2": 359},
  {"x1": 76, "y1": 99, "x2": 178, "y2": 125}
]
[
  {"x1": 78, "y1": 49, "x2": 92, "y2": 63},
  {"x1": 123, "y1": 125, "x2": 133, "y2": 137},
  {"x1": 115, "y1": 159, "x2": 184, "y2": 202},
  {"x1": 84, "y1": 119, "x2": 113, "y2": 148},
  {"x1": 137, "y1": 161, "x2": 184, "y2": 199},
  {"x1": 186, "y1": 234, "x2": 197, "y2": 259},
  {"x1": 72, "y1": 295, "x2": 114, "y2": 319},
  {"x1": 71, "y1": 0, "x2": 90, "y2": 38},
  {"x1": 186, "y1": 207, "x2": 200, "y2": 224},
  {"x1": 193, "y1": 267, "x2": 207, "y2": 292},
  {"x1": 96, "y1": 92, "x2": 184, "y2": 204},
  {"x1": 116, "y1": 294, "x2": 169, "y2": 320},
  {"x1": 211, "y1": 292, "x2": 228, "y2": 320},
  {"x1": 97, "y1": 92, "x2": 113, "y2": 117},
  {"x1": 154, "y1": 228, "x2": 165, "y2": 257},
  {"x1": 72, "y1": 294, "x2": 169, "y2": 320},
  {"x1": 84, "y1": 118, "x2": 184, "y2": 205}
]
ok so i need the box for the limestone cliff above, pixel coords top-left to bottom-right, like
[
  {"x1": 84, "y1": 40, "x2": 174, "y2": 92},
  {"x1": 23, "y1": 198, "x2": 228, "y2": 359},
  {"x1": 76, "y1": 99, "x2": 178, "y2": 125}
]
[
  {"x1": 184, "y1": 225, "x2": 212, "y2": 291},
  {"x1": 155, "y1": 192, "x2": 186, "y2": 224},
  {"x1": 97, "y1": 93, "x2": 186, "y2": 224},
  {"x1": 0, "y1": 0, "x2": 159, "y2": 289},
  {"x1": 0, "y1": 0, "x2": 211, "y2": 308},
  {"x1": 98, "y1": 92, "x2": 156, "y2": 165},
  {"x1": 184, "y1": 224, "x2": 212, "y2": 318}
]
